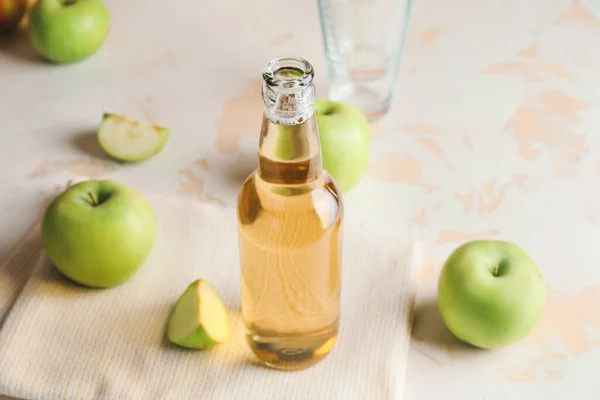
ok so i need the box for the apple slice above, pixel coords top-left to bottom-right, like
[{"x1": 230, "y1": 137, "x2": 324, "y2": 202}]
[
  {"x1": 167, "y1": 279, "x2": 230, "y2": 349},
  {"x1": 97, "y1": 113, "x2": 170, "y2": 162}
]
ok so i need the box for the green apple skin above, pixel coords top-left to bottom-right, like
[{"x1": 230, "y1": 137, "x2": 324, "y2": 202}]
[
  {"x1": 167, "y1": 279, "x2": 230, "y2": 350},
  {"x1": 28, "y1": 0, "x2": 109, "y2": 64},
  {"x1": 314, "y1": 98, "x2": 371, "y2": 193},
  {"x1": 41, "y1": 180, "x2": 156, "y2": 288},
  {"x1": 438, "y1": 240, "x2": 546, "y2": 349}
]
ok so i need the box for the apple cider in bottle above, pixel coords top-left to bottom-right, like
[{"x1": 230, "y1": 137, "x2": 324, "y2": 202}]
[{"x1": 236, "y1": 56, "x2": 344, "y2": 370}]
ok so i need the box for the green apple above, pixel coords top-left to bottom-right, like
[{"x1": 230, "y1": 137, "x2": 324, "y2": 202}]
[
  {"x1": 167, "y1": 279, "x2": 231, "y2": 349},
  {"x1": 314, "y1": 98, "x2": 371, "y2": 193},
  {"x1": 28, "y1": 0, "x2": 109, "y2": 64},
  {"x1": 0, "y1": 0, "x2": 28, "y2": 33},
  {"x1": 97, "y1": 113, "x2": 171, "y2": 162},
  {"x1": 41, "y1": 179, "x2": 156, "y2": 288},
  {"x1": 437, "y1": 240, "x2": 546, "y2": 349}
]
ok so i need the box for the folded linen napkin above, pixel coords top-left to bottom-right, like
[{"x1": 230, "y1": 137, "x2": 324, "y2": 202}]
[
  {"x1": 0, "y1": 194, "x2": 422, "y2": 400},
  {"x1": 0, "y1": 224, "x2": 42, "y2": 327}
]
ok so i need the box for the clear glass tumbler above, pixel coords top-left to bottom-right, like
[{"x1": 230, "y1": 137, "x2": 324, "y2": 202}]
[{"x1": 317, "y1": 0, "x2": 413, "y2": 121}]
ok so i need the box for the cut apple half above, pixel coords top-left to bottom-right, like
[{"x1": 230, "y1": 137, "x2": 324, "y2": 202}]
[
  {"x1": 167, "y1": 279, "x2": 230, "y2": 349},
  {"x1": 97, "y1": 113, "x2": 170, "y2": 162}
]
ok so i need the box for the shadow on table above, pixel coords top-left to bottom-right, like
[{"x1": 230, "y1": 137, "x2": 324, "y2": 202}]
[
  {"x1": 226, "y1": 153, "x2": 257, "y2": 186},
  {"x1": 411, "y1": 299, "x2": 484, "y2": 357},
  {"x1": 205, "y1": 152, "x2": 257, "y2": 190},
  {"x1": 69, "y1": 129, "x2": 115, "y2": 162},
  {"x1": 0, "y1": 28, "x2": 44, "y2": 65}
]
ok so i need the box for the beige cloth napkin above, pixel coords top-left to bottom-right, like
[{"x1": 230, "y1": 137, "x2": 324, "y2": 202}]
[{"x1": 0, "y1": 194, "x2": 422, "y2": 400}]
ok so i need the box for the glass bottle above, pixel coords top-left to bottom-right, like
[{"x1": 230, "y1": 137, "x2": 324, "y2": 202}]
[{"x1": 236, "y1": 56, "x2": 344, "y2": 371}]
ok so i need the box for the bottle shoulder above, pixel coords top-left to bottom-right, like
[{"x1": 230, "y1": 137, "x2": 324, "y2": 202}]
[{"x1": 237, "y1": 172, "x2": 343, "y2": 229}]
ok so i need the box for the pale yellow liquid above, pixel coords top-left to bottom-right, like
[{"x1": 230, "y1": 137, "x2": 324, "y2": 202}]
[{"x1": 237, "y1": 114, "x2": 343, "y2": 370}]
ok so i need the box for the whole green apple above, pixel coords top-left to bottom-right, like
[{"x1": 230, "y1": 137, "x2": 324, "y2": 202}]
[
  {"x1": 41, "y1": 180, "x2": 156, "y2": 288},
  {"x1": 0, "y1": 0, "x2": 28, "y2": 33},
  {"x1": 437, "y1": 240, "x2": 546, "y2": 349},
  {"x1": 28, "y1": 0, "x2": 109, "y2": 64},
  {"x1": 314, "y1": 98, "x2": 371, "y2": 193}
]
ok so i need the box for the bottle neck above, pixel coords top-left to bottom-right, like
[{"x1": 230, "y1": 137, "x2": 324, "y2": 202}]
[
  {"x1": 257, "y1": 113, "x2": 322, "y2": 185},
  {"x1": 262, "y1": 83, "x2": 316, "y2": 126},
  {"x1": 257, "y1": 57, "x2": 323, "y2": 185}
]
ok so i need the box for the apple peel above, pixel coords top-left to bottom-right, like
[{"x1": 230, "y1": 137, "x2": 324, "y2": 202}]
[
  {"x1": 314, "y1": 98, "x2": 371, "y2": 193},
  {"x1": 167, "y1": 279, "x2": 230, "y2": 349},
  {"x1": 97, "y1": 113, "x2": 170, "y2": 162}
]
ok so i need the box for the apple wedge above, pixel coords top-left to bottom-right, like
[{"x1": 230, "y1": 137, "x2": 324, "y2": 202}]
[
  {"x1": 167, "y1": 279, "x2": 230, "y2": 349},
  {"x1": 97, "y1": 113, "x2": 170, "y2": 162}
]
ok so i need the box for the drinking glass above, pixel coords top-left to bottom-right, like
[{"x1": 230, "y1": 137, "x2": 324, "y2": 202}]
[
  {"x1": 317, "y1": 0, "x2": 413, "y2": 121},
  {"x1": 582, "y1": 0, "x2": 600, "y2": 17}
]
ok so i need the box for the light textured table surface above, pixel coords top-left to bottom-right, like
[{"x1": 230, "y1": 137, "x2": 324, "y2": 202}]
[{"x1": 2, "y1": 0, "x2": 600, "y2": 398}]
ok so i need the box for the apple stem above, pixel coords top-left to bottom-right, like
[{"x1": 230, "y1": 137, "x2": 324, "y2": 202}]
[
  {"x1": 88, "y1": 191, "x2": 98, "y2": 206},
  {"x1": 491, "y1": 266, "x2": 499, "y2": 277}
]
